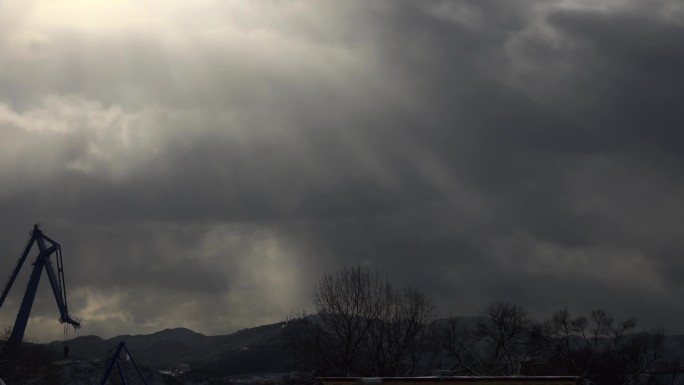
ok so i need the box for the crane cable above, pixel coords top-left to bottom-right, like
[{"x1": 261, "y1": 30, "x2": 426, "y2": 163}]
[{"x1": 63, "y1": 324, "x2": 69, "y2": 358}]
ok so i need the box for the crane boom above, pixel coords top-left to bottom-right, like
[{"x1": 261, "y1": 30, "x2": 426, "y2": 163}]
[{"x1": 0, "y1": 225, "x2": 80, "y2": 357}]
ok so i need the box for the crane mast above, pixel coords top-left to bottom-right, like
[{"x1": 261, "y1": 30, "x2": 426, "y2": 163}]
[{"x1": 0, "y1": 225, "x2": 80, "y2": 357}]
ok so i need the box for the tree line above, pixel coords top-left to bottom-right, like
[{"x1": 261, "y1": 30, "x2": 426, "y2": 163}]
[{"x1": 286, "y1": 266, "x2": 676, "y2": 385}]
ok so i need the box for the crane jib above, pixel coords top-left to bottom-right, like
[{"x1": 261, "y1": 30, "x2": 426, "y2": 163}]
[{"x1": 0, "y1": 224, "x2": 81, "y2": 361}]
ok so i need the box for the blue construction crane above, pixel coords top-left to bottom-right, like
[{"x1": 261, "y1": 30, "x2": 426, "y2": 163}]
[
  {"x1": 100, "y1": 341, "x2": 150, "y2": 385},
  {"x1": 0, "y1": 224, "x2": 81, "y2": 358}
]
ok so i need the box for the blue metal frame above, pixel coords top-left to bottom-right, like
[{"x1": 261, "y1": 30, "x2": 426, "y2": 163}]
[
  {"x1": 0, "y1": 225, "x2": 80, "y2": 357},
  {"x1": 99, "y1": 341, "x2": 151, "y2": 385}
]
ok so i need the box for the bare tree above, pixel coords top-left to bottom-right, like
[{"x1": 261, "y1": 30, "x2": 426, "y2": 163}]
[
  {"x1": 287, "y1": 266, "x2": 437, "y2": 377},
  {"x1": 442, "y1": 302, "x2": 534, "y2": 376},
  {"x1": 441, "y1": 315, "x2": 486, "y2": 375},
  {"x1": 361, "y1": 285, "x2": 437, "y2": 376},
  {"x1": 285, "y1": 311, "x2": 339, "y2": 376},
  {"x1": 312, "y1": 266, "x2": 387, "y2": 375},
  {"x1": 478, "y1": 302, "x2": 532, "y2": 374},
  {"x1": 541, "y1": 308, "x2": 665, "y2": 385}
]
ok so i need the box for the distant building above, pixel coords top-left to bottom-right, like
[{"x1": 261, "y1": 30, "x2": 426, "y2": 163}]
[{"x1": 159, "y1": 363, "x2": 191, "y2": 377}]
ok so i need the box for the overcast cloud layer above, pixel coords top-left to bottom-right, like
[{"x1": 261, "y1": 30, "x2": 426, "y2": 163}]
[{"x1": 1, "y1": 0, "x2": 683, "y2": 341}]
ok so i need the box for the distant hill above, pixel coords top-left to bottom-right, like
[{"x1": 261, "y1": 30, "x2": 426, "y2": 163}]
[
  {"x1": 45, "y1": 322, "x2": 295, "y2": 375},
  {"x1": 42, "y1": 317, "x2": 684, "y2": 378}
]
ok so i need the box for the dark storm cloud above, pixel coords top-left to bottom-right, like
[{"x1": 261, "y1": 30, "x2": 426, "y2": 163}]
[{"x1": 0, "y1": 0, "x2": 683, "y2": 340}]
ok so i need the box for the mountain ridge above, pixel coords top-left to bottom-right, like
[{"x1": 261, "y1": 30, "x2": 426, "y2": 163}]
[
  {"x1": 46, "y1": 321, "x2": 293, "y2": 375},
  {"x1": 42, "y1": 318, "x2": 684, "y2": 377}
]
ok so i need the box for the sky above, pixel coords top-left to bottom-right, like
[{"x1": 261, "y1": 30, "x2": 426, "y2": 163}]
[{"x1": 0, "y1": 0, "x2": 683, "y2": 342}]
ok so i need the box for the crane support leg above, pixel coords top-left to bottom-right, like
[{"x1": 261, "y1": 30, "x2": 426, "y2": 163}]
[
  {"x1": 117, "y1": 361, "x2": 128, "y2": 385},
  {"x1": 5, "y1": 261, "x2": 44, "y2": 353},
  {"x1": 99, "y1": 342, "x2": 150, "y2": 385}
]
